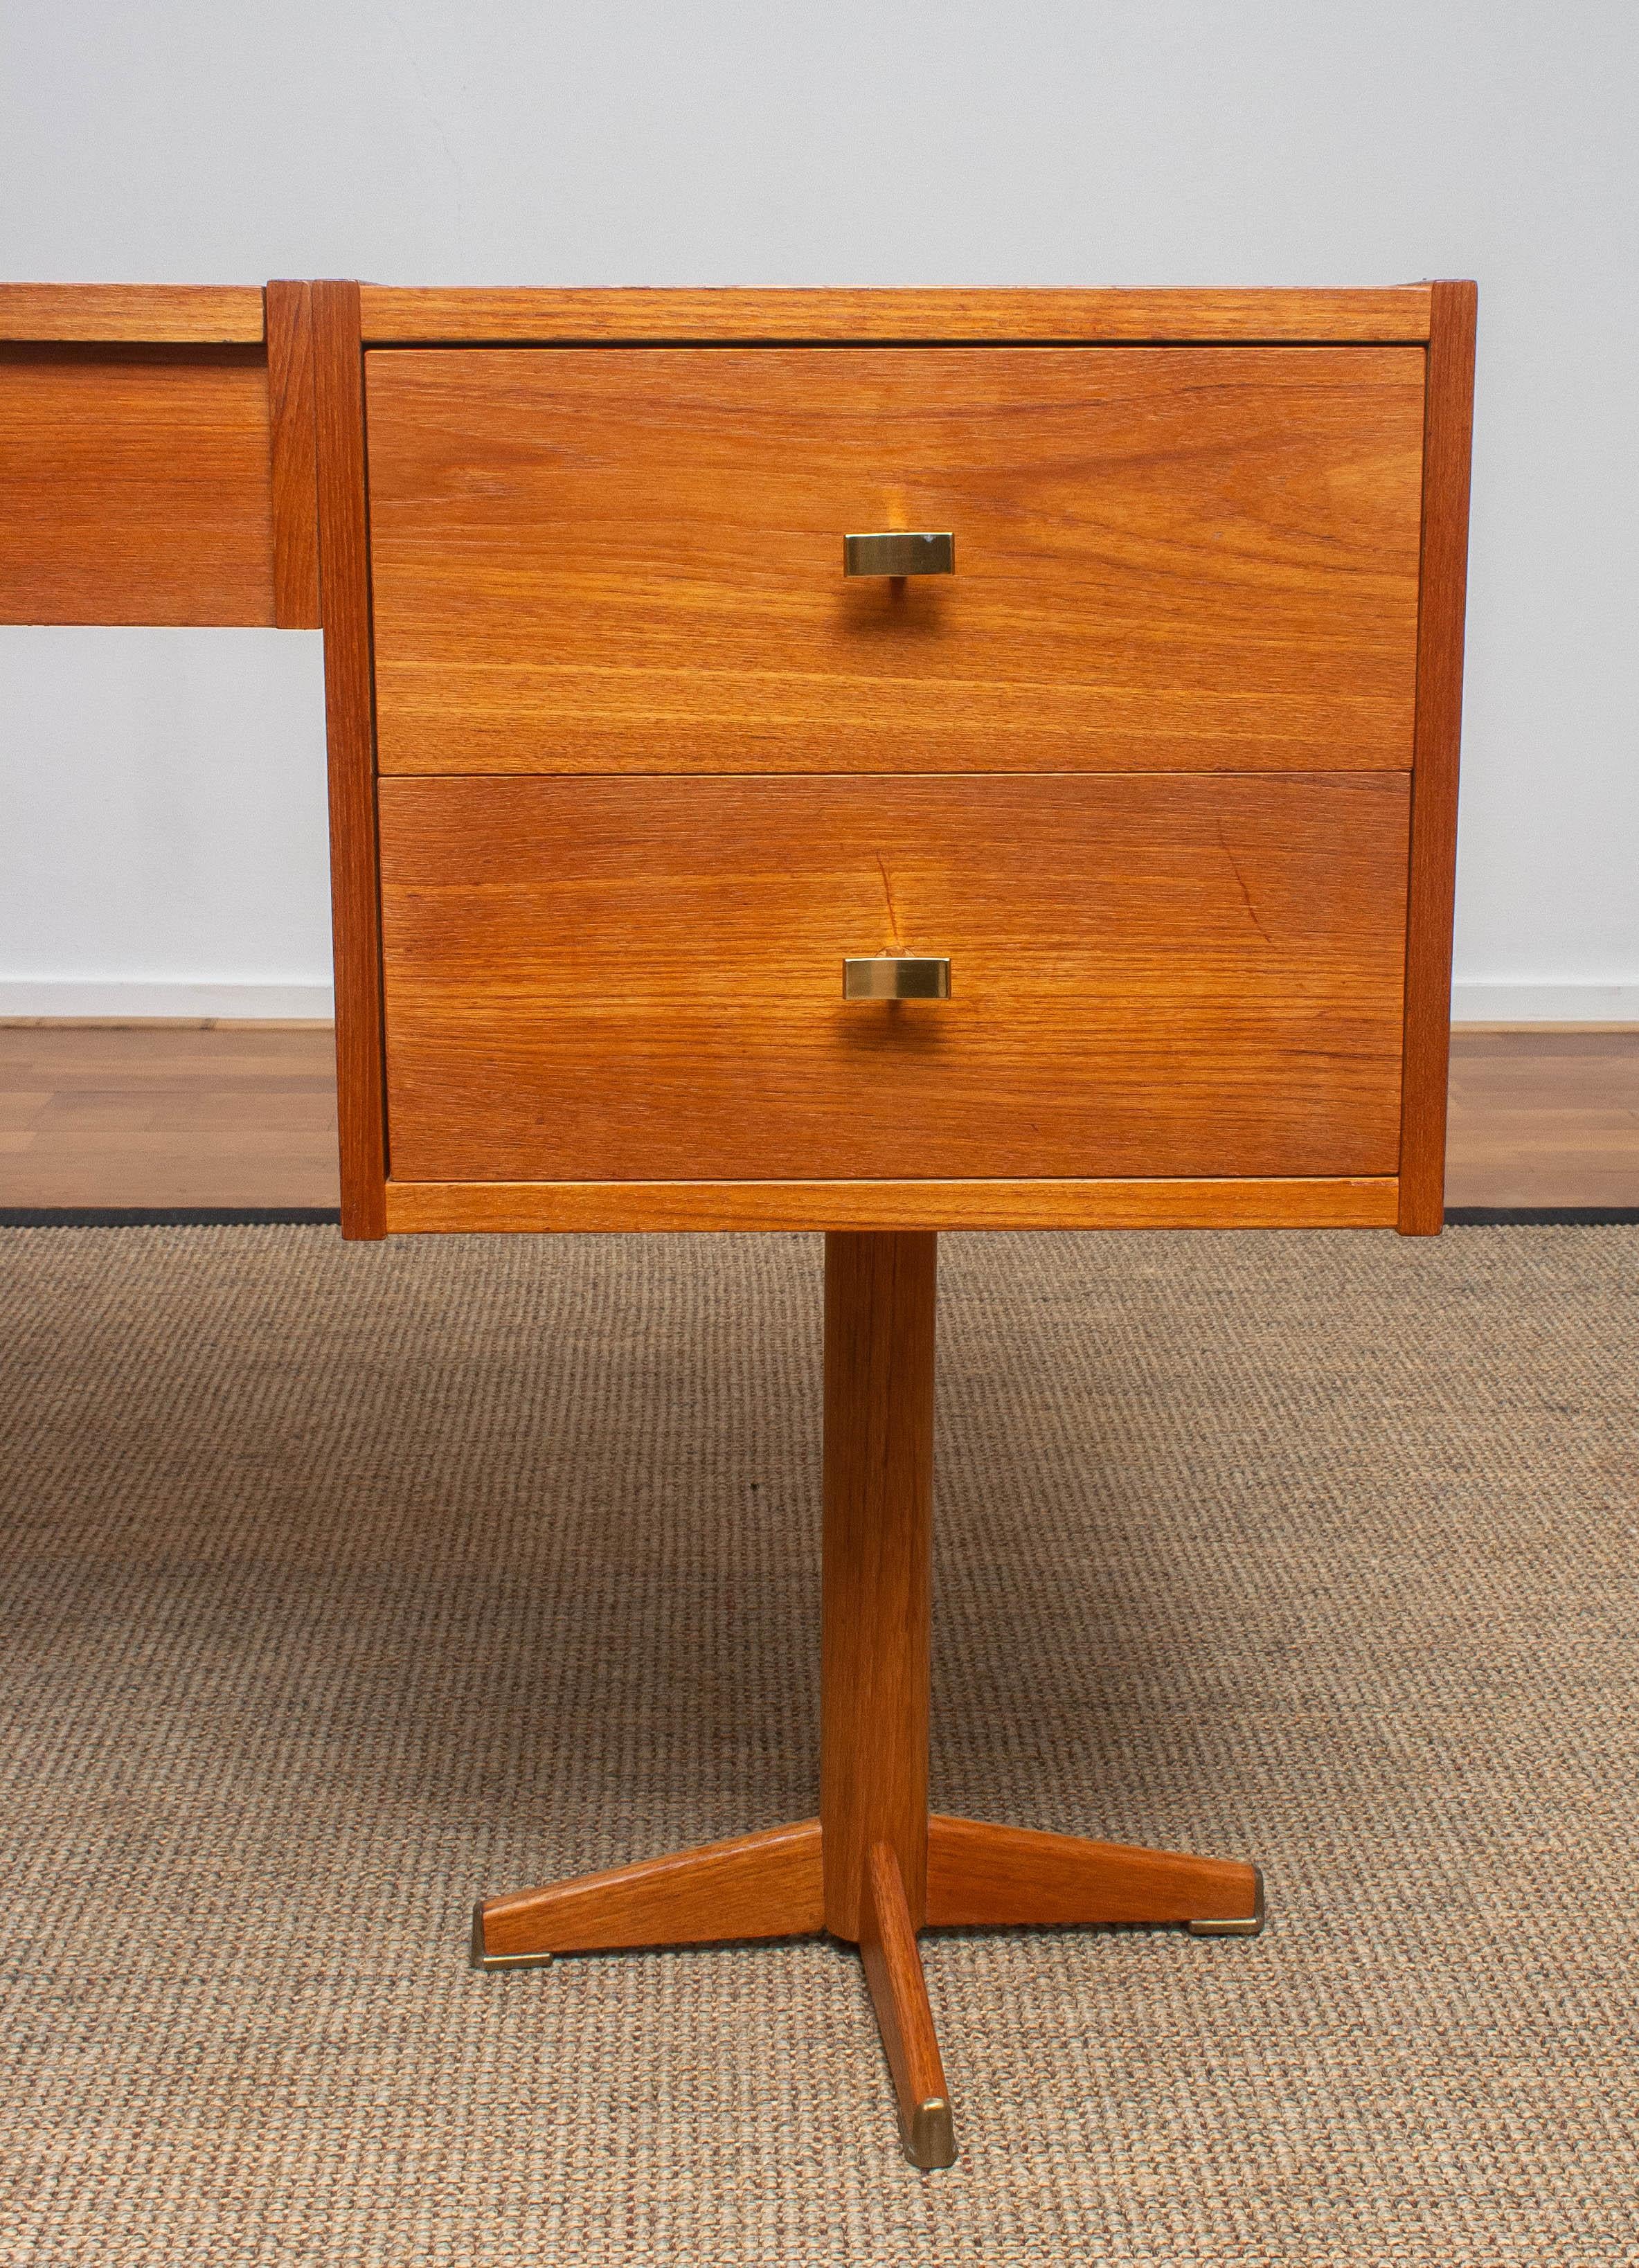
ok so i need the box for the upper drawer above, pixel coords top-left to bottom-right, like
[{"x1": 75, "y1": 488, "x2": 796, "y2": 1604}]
[{"x1": 365, "y1": 346, "x2": 1426, "y2": 776}]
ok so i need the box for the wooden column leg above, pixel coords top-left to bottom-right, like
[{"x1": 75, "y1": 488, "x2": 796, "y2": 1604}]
[{"x1": 820, "y1": 1230, "x2": 938, "y2": 1943}]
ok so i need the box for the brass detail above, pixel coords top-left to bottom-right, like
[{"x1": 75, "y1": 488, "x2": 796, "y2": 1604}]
[
  {"x1": 471, "y1": 1901, "x2": 555, "y2": 1970},
  {"x1": 843, "y1": 955, "x2": 951, "y2": 1001},
  {"x1": 1188, "y1": 1864, "x2": 1265, "y2": 1937},
  {"x1": 843, "y1": 532, "x2": 954, "y2": 577},
  {"x1": 904, "y1": 2097, "x2": 958, "y2": 2170}
]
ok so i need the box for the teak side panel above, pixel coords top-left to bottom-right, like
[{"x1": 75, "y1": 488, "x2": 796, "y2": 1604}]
[
  {"x1": 382, "y1": 1178, "x2": 1400, "y2": 1234},
  {"x1": 266, "y1": 282, "x2": 322, "y2": 629},
  {"x1": 312, "y1": 281, "x2": 387, "y2": 1239},
  {"x1": 0, "y1": 345, "x2": 276, "y2": 625},
  {"x1": 1399, "y1": 282, "x2": 1478, "y2": 1234},
  {"x1": 359, "y1": 285, "x2": 1434, "y2": 344},
  {"x1": 367, "y1": 346, "x2": 1426, "y2": 777},
  {"x1": 377, "y1": 773, "x2": 1410, "y2": 1186},
  {"x1": 0, "y1": 282, "x2": 265, "y2": 343}
]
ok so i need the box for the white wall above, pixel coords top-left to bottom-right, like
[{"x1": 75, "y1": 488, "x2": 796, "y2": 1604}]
[
  {"x1": 0, "y1": 631, "x2": 331, "y2": 1017},
  {"x1": 3, "y1": 0, "x2": 1636, "y2": 1020}
]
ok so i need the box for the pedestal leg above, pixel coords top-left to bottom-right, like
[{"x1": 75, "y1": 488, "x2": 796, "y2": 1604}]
[
  {"x1": 820, "y1": 1230, "x2": 937, "y2": 1943},
  {"x1": 473, "y1": 1224, "x2": 1262, "y2": 2168},
  {"x1": 821, "y1": 1231, "x2": 955, "y2": 2161}
]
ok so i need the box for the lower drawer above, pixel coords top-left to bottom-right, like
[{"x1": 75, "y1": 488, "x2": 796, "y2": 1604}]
[{"x1": 377, "y1": 774, "x2": 1409, "y2": 1185}]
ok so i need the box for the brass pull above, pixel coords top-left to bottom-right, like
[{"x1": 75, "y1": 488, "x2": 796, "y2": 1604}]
[
  {"x1": 843, "y1": 532, "x2": 954, "y2": 578},
  {"x1": 843, "y1": 956, "x2": 951, "y2": 1000}
]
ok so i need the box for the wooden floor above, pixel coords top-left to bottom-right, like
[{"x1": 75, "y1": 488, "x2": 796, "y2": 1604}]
[
  {"x1": 0, "y1": 1025, "x2": 341, "y2": 1209},
  {"x1": 1, "y1": 1023, "x2": 1636, "y2": 1211},
  {"x1": 1446, "y1": 1025, "x2": 1639, "y2": 1209}
]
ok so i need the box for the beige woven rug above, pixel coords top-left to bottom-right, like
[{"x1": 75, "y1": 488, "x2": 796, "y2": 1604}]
[{"x1": 2, "y1": 1224, "x2": 1635, "y2": 2265}]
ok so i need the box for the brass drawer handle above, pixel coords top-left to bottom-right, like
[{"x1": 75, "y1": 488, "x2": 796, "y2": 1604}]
[
  {"x1": 843, "y1": 532, "x2": 954, "y2": 578},
  {"x1": 843, "y1": 955, "x2": 951, "y2": 1000}
]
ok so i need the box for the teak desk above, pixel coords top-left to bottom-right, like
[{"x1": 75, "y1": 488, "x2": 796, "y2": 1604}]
[{"x1": 1, "y1": 281, "x2": 1476, "y2": 2167}]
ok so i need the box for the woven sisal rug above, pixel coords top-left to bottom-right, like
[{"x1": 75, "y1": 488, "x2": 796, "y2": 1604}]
[{"x1": 1, "y1": 1225, "x2": 1635, "y2": 2265}]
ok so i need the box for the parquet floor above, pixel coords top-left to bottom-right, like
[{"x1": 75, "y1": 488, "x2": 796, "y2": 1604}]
[
  {"x1": 0, "y1": 1024, "x2": 340, "y2": 1208},
  {"x1": 1, "y1": 1022, "x2": 1636, "y2": 1210},
  {"x1": 1444, "y1": 1025, "x2": 1639, "y2": 1207}
]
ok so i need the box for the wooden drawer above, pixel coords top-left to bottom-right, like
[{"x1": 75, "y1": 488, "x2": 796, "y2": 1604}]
[
  {"x1": 0, "y1": 344, "x2": 276, "y2": 626},
  {"x1": 378, "y1": 773, "x2": 1408, "y2": 1185},
  {"x1": 366, "y1": 347, "x2": 1426, "y2": 777}
]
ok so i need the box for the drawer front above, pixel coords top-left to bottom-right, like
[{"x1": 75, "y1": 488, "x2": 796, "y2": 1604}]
[
  {"x1": 366, "y1": 347, "x2": 1425, "y2": 777},
  {"x1": 379, "y1": 775, "x2": 1408, "y2": 1185}
]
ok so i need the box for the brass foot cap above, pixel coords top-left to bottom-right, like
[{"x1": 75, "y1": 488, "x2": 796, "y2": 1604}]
[
  {"x1": 1188, "y1": 1864, "x2": 1265, "y2": 1938},
  {"x1": 904, "y1": 2098, "x2": 958, "y2": 2170},
  {"x1": 471, "y1": 1901, "x2": 555, "y2": 1972}
]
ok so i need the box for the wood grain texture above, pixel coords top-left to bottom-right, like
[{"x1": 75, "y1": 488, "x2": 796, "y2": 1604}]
[
  {"x1": 924, "y1": 1815, "x2": 1260, "y2": 1930},
  {"x1": 366, "y1": 346, "x2": 1425, "y2": 776},
  {"x1": 381, "y1": 1176, "x2": 1399, "y2": 1234},
  {"x1": 312, "y1": 281, "x2": 386, "y2": 1239},
  {"x1": 479, "y1": 1819, "x2": 824, "y2": 1958},
  {"x1": 859, "y1": 1842, "x2": 956, "y2": 2169},
  {"x1": 821, "y1": 1234, "x2": 937, "y2": 1941},
  {"x1": 1398, "y1": 282, "x2": 1478, "y2": 1235},
  {"x1": 0, "y1": 345, "x2": 275, "y2": 624},
  {"x1": 0, "y1": 282, "x2": 265, "y2": 343},
  {"x1": 377, "y1": 774, "x2": 1410, "y2": 1185},
  {"x1": 359, "y1": 285, "x2": 1434, "y2": 344},
  {"x1": 265, "y1": 282, "x2": 321, "y2": 629}
]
